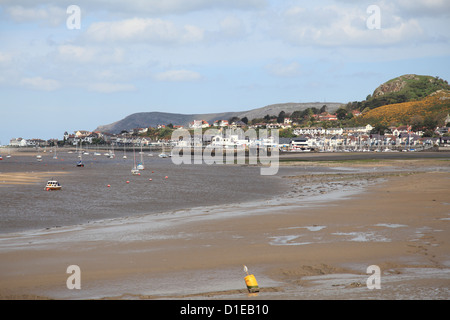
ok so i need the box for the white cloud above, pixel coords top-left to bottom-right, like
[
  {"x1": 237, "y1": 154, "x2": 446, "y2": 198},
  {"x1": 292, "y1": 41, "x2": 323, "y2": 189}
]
[
  {"x1": 265, "y1": 61, "x2": 301, "y2": 77},
  {"x1": 155, "y1": 70, "x2": 202, "y2": 82},
  {"x1": 88, "y1": 82, "x2": 136, "y2": 93},
  {"x1": 124, "y1": 0, "x2": 267, "y2": 14},
  {"x1": 82, "y1": 0, "x2": 267, "y2": 15},
  {"x1": 56, "y1": 45, "x2": 124, "y2": 64},
  {"x1": 277, "y1": 4, "x2": 426, "y2": 48},
  {"x1": 395, "y1": 0, "x2": 450, "y2": 17},
  {"x1": 0, "y1": 52, "x2": 12, "y2": 64},
  {"x1": 85, "y1": 18, "x2": 204, "y2": 44},
  {"x1": 5, "y1": 5, "x2": 66, "y2": 26},
  {"x1": 0, "y1": 0, "x2": 268, "y2": 27},
  {"x1": 219, "y1": 16, "x2": 247, "y2": 38},
  {"x1": 20, "y1": 77, "x2": 60, "y2": 91}
]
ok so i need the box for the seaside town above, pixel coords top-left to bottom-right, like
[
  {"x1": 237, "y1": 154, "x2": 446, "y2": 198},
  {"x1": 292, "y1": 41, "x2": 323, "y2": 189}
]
[
  {"x1": 6, "y1": 110, "x2": 450, "y2": 153},
  {"x1": 2, "y1": 0, "x2": 450, "y2": 304}
]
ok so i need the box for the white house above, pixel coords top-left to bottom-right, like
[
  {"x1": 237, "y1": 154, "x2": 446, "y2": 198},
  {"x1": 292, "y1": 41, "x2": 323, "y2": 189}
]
[
  {"x1": 75, "y1": 130, "x2": 91, "y2": 138},
  {"x1": 189, "y1": 120, "x2": 210, "y2": 129},
  {"x1": 9, "y1": 138, "x2": 28, "y2": 147},
  {"x1": 250, "y1": 136, "x2": 278, "y2": 148},
  {"x1": 210, "y1": 134, "x2": 249, "y2": 148},
  {"x1": 290, "y1": 137, "x2": 313, "y2": 151},
  {"x1": 293, "y1": 127, "x2": 326, "y2": 136},
  {"x1": 326, "y1": 127, "x2": 344, "y2": 135},
  {"x1": 213, "y1": 120, "x2": 229, "y2": 127}
]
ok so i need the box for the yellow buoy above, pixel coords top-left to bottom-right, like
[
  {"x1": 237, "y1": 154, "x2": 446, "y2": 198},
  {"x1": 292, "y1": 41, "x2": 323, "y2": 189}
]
[
  {"x1": 243, "y1": 265, "x2": 259, "y2": 293},
  {"x1": 244, "y1": 274, "x2": 259, "y2": 293}
]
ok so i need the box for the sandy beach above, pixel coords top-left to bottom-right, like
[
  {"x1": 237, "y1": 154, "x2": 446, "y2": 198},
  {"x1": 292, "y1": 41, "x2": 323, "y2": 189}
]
[{"x1": 0, "y1": 155, "x2": 449, "y2": 300}]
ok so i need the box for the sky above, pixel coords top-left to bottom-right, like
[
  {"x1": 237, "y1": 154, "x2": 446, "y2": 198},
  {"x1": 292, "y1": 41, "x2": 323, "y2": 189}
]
[{"x1": 0, "y1": 0, "x2": 449, "y2": 145}]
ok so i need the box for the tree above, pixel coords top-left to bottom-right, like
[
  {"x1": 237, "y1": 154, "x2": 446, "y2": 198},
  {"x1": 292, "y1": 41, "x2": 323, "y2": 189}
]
[
  {"x1": 251, "y1": 117, "x2": 264, "y2": 125},
  {"x1": 277, "y1": 111, "x2": 286, "y2": 123},
  {"x1": 320, "y1": 105, "x2": 328, "y2": 113},
  {"x1": 291, "y1": 110, "x2": 303, "y2": 120},
  {"x1": 345, "y1": 112, "x2": 354, "y2": 120},
  {"x1": 229, "y1": 116, "x2": 240, "y2": 123},
  {"x1": 410, "y1": 115, "x2": 424, "y2": 132},
  {"x1": 371, "y1": 123, "x2": 389, "y2": 135},
  {"x1": 336, "y1": 108, "x2": 348, "y2": 120},
  {"x1": 422, "y1": 130, "x2": 435, "y2": 137},
  {"x1": 157, "y1": 128, "x2": 174, "y2": 140},
  {"x1": 362, "y1": 107, "x2": 371, "y2": 114},
  {"x1": 91, "y1": 137, "x2": 105, "y2": 145},
  {"x1": 279, "y1": 128, "x2": 295, "y2": 138},
  {"x1": 423, "y1": 117, "x2": 438, "y2": 131},
  {"x1": 303, "y1": 108, "x2": 314, "y2": 117},
  {"x1": 241, "y1": 116, "x2": 249, "y2": 124}
]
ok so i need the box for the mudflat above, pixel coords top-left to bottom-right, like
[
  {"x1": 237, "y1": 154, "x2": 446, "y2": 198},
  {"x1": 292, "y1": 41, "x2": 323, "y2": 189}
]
[{"x1": 0, "y1": 156, "x2": 449, "y2": 300}]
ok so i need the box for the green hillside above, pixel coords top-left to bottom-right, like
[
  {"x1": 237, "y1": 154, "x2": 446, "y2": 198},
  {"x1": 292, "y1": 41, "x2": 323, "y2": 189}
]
[{"x1": 346, "y1": 74, "x2": 450, "y2": 111}]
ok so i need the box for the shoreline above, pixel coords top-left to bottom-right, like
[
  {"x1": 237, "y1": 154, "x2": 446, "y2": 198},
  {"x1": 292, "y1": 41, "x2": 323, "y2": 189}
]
[{"x1": 0, "y1": 159, "x2": 449, "y2": 299}]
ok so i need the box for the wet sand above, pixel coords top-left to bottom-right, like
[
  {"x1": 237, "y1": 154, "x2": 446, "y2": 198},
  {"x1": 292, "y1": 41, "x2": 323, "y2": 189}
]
[
  {"x1": 0, "y1": 156, "x2": 449, "y2": 300},
  {"x1": 0, "y1": 171, "x2": 69, "y2": 186}
]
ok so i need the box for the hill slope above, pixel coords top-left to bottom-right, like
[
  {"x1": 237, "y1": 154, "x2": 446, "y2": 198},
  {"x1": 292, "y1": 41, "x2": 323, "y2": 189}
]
[
  {"x1": 94, "y1": 74, "x2": 450, "y2": 134},
  {"x1": 94, "y1": 102, "x2": 342, "y2": 134},
  {"x1": 236, "y1": 102, "x2": 342, "y2": 120},
  {"x1": 372, "y1": 74, "x2": 450, "y2": 99},
  {"x1": 346, "y1": 74, "x2": 450, "y2": 111},
  {"x1": 359, "y1": 90, "x2": 450, "y2": 128},
  {"x1": 95, "y1": 111, "x2": 237, "y2": 134}
]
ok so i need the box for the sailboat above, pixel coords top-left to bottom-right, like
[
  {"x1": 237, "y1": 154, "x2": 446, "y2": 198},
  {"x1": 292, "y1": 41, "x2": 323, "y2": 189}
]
[
  {"x1": 53, "y1": 145, "x2": 58, "y2": 159},
  {"x1": 137, "y1": 144, "x2": 145, "y2": 170},
  {"x1": 158, "y1": 143, "x2": 168, "y2": 158},
  {"x1": 123, "y1": 142, "x2": 127, "y2": 159},
  {"x1": 36, "y1": 147, "x2": 43, "y2": 162},
  {"x1": 77, "y1": 141, "x2": 85, "y2": 167},
  {"x1": 131, "y1": 146, "x2": 140, "y2": 175},
  {"x1": 109, "y1": 144, "x2": 115, "y2": 158}
]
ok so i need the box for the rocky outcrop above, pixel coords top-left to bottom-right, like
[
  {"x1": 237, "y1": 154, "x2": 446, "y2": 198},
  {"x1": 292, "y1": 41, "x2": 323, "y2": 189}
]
[{"x1": 372, "y1": 74, "x2": 418, "y2": 97}]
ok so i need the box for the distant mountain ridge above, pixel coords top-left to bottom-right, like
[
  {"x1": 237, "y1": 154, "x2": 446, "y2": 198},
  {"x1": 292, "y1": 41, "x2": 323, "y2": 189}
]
[
  {"x1": 94, "y1": 102, "x2": 342, "y2": 134},
  {"x1": 94, "y1": 74, "x2": 450, "y2": 134}
]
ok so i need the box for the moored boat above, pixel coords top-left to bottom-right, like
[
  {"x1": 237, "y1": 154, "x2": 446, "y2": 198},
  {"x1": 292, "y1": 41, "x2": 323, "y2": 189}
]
[
  {"x1": 45, "y1": 180, "x2": 62, "y2": 191},
  {"x1": 131, "y1": 146, "x2": 141, "y2": 175}
]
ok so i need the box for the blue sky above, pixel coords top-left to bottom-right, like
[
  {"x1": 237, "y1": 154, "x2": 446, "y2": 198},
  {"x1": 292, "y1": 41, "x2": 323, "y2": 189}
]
[{"x1": 1, "y1": 0, "x2": 449, "y2": 144}]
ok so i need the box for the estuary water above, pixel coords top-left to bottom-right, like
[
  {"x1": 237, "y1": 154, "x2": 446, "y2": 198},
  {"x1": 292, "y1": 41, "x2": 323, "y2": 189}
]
[{"x1": 0, "y1": 151, "x2": 290, "y2": 234}]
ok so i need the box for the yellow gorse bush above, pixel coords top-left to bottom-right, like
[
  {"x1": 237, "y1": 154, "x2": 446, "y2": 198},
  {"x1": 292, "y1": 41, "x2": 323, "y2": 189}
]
[{"x1": 361, "y1": 91, "x2": 450, "y2": 126}]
